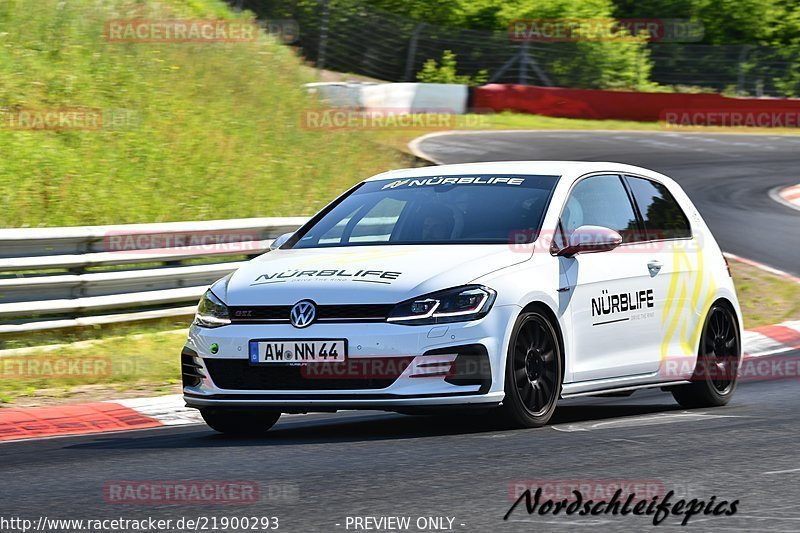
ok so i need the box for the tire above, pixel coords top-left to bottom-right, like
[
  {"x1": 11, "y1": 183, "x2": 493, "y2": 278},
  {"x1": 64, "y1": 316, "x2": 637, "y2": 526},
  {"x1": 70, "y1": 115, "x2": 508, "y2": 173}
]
[
  {"x1": 200, "y1": 408, "x2": 281, "y2": 435},
  {"x1": 671, "y1": 303, "x2": 741, "y2": 408},
  {"x1": 501, "y1": 310, "x2": 563, "y2": 428}
]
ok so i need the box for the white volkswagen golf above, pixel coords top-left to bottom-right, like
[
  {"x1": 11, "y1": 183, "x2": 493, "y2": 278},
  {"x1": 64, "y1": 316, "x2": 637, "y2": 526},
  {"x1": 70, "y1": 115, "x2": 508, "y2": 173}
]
[{"x1": 182, "y1": 161, "x2": 742, "y2": 434}]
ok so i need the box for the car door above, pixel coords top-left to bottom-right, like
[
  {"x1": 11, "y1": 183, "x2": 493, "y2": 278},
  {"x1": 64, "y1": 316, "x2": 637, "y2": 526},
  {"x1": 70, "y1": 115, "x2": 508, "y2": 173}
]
[
  {"x1": 557, "y1": 174, "x2": 662, "y2": 382},
  {"x1": 623, "y1": 175, "x2": 697, "y2": 375}
]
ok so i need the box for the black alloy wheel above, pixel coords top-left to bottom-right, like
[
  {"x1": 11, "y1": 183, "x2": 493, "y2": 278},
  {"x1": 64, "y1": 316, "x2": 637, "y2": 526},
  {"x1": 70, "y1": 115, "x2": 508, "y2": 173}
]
[
  {"x1": 672, "y1": 303, "x2": 741, "y2": 408},
  {"x1": 502, "y1": 311, "x2": 562, "y2": 427}
]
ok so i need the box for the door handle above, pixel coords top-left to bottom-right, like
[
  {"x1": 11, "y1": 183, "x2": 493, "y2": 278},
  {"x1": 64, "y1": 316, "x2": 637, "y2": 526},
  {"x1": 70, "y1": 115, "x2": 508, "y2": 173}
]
[{"x1": 647, "y1": 260, "x2": 663, "y2": 276}]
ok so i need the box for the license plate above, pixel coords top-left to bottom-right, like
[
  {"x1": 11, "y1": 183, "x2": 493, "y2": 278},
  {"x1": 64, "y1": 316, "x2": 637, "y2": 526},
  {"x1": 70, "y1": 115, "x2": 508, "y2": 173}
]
[{"x1": 249, "y1": 339, "x2": 347, "y2": 364}]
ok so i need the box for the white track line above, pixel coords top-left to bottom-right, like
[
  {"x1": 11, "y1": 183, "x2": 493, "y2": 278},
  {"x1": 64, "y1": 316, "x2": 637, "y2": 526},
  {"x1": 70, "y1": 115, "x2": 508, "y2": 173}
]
[{"x1": 763, "y1": 467, "x2": 800, "y2": 475}]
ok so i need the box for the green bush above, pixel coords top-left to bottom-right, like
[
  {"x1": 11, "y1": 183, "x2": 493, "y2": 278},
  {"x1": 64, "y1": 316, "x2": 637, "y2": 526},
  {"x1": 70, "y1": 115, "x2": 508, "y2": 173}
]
[{"x1": 416, "y1": 51, "x2": 488, "y2": 86}]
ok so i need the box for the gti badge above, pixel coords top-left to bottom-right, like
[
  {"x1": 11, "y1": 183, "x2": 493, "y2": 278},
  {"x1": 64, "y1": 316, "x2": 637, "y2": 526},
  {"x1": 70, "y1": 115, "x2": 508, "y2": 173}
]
[{"x1": 290, "y1": 300, "x2": 316, "y2": 328}]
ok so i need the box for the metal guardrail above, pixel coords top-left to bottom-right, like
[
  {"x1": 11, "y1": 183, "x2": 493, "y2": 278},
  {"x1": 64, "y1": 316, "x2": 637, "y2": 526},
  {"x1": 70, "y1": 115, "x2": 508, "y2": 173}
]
[
  {"x1": 0, "y1": 218, "x2": 305, "y2": 259},
  {"x1": 0, "y1": 218, "x2": 308, "y2": 335}
]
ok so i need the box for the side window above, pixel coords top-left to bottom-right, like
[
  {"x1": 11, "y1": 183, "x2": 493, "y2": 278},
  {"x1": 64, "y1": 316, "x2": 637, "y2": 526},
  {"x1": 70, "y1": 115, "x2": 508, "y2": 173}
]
[
  {"x1": 626, "y1": 176, "x2": 692, "y2": 240},
  {"x1": 559, "y1": 174, "x2": 641, "y2": 244}
]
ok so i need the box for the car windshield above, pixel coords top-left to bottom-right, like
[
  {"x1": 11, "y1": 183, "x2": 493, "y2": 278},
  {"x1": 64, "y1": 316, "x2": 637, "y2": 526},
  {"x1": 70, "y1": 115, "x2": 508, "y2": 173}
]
[{"x1": 290, "y1": 174, "x2": 559, "y2": 248}]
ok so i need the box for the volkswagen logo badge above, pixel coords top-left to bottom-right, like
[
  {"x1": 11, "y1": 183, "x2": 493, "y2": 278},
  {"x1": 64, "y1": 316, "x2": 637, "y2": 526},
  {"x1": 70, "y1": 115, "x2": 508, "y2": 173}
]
[{"x1": 290, "y1": 300, "x2": 316, "y2": 328}]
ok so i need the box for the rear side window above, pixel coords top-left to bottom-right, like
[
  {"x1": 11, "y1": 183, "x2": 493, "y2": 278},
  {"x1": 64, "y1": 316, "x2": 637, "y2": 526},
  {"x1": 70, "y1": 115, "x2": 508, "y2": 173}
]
[
  {"x1": 560, "y1": 174, "x2": 641, "y2": 243},
  {"x1": 626, "y1": 176, "x2": 692, "y2": 240}
]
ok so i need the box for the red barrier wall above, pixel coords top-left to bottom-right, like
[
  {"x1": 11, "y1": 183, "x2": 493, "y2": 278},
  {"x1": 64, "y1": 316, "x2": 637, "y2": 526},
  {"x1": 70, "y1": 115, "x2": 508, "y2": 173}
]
[{"x1": 472, "y1": 84, "x2": 800, "y2": 126}]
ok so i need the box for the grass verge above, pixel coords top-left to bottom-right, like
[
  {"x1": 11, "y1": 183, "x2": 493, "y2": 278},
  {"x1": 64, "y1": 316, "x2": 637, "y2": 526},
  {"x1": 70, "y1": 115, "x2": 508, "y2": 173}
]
[
  {"x1": 729, "y1": 260, "x2": 800, "y2": 329},
  {"x1": 0, "y1": 316, "x2": 192, "y2": 351},
  {"x1": 0, "y1": 329, "x2": 185, "y2": 406},
  {"x1": 0, "y1": 0, "x2": 404, "y2": 228}
]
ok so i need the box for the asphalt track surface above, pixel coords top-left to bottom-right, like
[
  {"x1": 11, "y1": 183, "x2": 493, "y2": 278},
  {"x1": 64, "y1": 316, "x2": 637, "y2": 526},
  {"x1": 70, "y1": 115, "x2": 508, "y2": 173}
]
[
  {"x1": 417, "y1": 130, "x2": 800, "y2": 276},
  {"x1": 2, "y1": 131, "x2": 799, "y2": 533},
  {"x1": 2, "y1": 380, "x2": 799, "y2": 532}
]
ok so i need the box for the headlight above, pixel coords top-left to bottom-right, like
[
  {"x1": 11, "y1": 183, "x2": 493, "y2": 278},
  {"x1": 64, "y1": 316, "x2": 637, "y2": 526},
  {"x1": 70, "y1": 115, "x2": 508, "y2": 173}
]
[
  {"x1": 387, "y1": 285, "x2": 496, "y2": 325},
  {"x1": 194, "y1": 290, "x2": 231, "y2": 328}
]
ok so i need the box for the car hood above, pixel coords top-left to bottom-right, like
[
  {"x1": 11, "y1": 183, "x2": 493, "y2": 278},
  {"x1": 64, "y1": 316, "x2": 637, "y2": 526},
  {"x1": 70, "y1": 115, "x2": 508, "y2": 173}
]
[{"x1": 222, "y1": 245, "x2": 531, "y2": 305}]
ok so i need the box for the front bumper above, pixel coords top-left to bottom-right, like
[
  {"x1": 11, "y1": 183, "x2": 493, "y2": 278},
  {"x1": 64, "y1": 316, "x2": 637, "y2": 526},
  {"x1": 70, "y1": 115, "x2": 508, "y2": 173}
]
[{"x1": 182, "y1": 304, "x2": 519, "y2": 411}]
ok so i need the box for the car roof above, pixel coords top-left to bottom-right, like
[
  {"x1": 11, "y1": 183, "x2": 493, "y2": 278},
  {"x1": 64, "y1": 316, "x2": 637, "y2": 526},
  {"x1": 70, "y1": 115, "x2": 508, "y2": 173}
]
[{"x1": 365, "y1": 161, "x2": 672, "y2": 184}]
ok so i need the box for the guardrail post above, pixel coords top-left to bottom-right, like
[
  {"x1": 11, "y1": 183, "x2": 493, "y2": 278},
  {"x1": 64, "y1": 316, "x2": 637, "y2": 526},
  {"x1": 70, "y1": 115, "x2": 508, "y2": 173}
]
[
  {"x1": 404, "y1": 23, "x2": 425, "y2": 81},
  {"x1": 317, "y1": 0, "x2": 330, "y2": 72},
  {"x1": 736, "y1": 45, "x2": 752, "y2": 96}
]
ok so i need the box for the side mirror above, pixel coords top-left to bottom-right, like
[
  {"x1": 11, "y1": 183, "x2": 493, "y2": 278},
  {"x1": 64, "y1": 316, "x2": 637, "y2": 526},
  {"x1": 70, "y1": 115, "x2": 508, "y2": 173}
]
[
  {"x1": 269, "y1": 232, "x2": 293, "y2": 251},
  {"x1": 555, "y1": 225, "x2": 622, "y2": 257}
]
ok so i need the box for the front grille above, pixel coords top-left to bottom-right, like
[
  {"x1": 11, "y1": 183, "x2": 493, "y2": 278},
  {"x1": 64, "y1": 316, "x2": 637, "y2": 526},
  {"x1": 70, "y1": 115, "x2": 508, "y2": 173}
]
[
  {"x1": 203, "y1": 357, "x2": 411, "y2": 390},
  {"x1": 318, "y1": 304, "x2": 393, "y2": 320},
  {"x1": 228, "y1": 304, "x2": 394, "y2": 323},
  {"x1": 230, "y1": 306, "x2": 291, "y2": 321}
]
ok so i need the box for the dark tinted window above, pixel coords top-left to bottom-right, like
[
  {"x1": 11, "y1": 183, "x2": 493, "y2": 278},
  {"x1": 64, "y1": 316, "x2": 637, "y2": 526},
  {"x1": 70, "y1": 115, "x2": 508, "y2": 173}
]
[
  {"x1": 626, "y1": 176, "x2": 692, "y2": 240},
  {"x1": 560, "y1": 174, "x2": 641, "y2": 243},
  {"x1": 291, "y1": 174, "x2": 559, "y2": 248}
]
